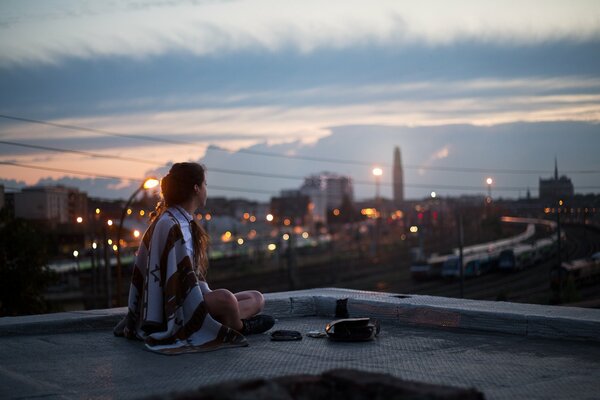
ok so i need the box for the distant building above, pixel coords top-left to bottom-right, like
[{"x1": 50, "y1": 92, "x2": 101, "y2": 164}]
[
  {"x1": 205, "y1": 197, "x2": 262, "y2": 220},
  {"x1": 393, "y1": 146, "x2": 404, "y2": 206},
  {"x1": 539, "y1": 159, "x2": 574, "y2": 203},
  {"x1": 14, "y1": 186, "x2": 88, "y2": 224},
  {"x1": 0, "y1": 184, "x2": 4, "y2": 211},
  {"x1": 270, "y1": 191, "x2": 311, "y2": 226},
  {"x1": 67, "y1": 187, "x2": 88, "y2": 222},
  {"x1": 299, "y1": 172, "x2": 354, "y2": 222}
]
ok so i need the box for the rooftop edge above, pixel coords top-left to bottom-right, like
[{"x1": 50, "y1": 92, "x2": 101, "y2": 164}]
[{"x1": 1, "y1": 288, "x2": 599, "y2": 342}]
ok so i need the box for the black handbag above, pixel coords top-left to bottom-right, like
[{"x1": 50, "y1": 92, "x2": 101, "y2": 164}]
[{"x1": 325, "y1": 318, "x2": 380, "y2": 342}]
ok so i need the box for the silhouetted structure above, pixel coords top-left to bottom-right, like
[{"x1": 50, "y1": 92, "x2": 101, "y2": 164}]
[
  {"x1": 270, "y1": 190, "x2": 311, "y2": 226},
  {"x1": 539, "y1": 158, "x2": 574, "y2": 203},
  {"x1": 393, "y1": 146, "x2": 404, "y2": 206},
  {"x1": 299, "y1": 172, "x2": 354, "y2": 222},
  {"x1": 14, "y1": 186, "x2": 88, "y2": 224}
]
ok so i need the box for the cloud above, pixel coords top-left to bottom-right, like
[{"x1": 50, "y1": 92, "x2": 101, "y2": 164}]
[
  {"x1": 2, "y1": 75, "x2": 600, "y2": 170},
  {"x1": 1, "y1": 0, "x2": 599, "y2": 65},
  {"x1": 5, "y1": 121, "x2": 600, "y2": 201},
  {"x1": 418, "y1": 146, "x2": 450, "y2": 176}
]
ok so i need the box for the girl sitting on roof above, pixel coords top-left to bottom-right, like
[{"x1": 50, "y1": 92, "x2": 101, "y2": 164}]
[{"x1": 114, "y1": 162, "x2": 274, "y2": 354}]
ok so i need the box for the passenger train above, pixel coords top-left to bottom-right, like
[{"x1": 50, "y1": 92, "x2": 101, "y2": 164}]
[
  {"x1": 551, "y1": 252, "x2": 600, "y2": 290},
  {"x1": 410, "y1": 217, "x2": 560, "y2": 280}
]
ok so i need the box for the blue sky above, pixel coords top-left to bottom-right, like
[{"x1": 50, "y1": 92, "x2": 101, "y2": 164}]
[{"x1": 1, "y1": 0, "x2": 599, "y2": 201}]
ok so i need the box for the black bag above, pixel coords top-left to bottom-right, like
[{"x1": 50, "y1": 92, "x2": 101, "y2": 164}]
[{"x1": 325, "y1": 318, "x2": 380, "y2": 342}]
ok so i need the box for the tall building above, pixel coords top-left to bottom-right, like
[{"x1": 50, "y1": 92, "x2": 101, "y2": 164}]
[
  {"x1": 270, "y1": 190, "x2": 311, "y2": 225},
  {"x1": 393, "y1": 146, "x2": 404, "y2": 206},
  {"x1": 15, "y1": 186, "x2": 70, "y2": 223},
  {"x1": 299, "y1": 172, "x2": 354, "y2": 222},
  {"x1": 539, "y1": 158, "x2": 574, "y2": 203},
  {"x1": 14, "y1": 186, "x2": 88, "y2": 223}
]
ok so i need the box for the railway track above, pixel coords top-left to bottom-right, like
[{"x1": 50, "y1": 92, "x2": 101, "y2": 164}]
[{"x1": 212, "y1": 224, "x2": 600, "y2": 307}]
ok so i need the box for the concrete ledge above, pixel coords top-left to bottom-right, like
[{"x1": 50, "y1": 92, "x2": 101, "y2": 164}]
[
  {"x1": 0, "y1": 307, "x2": 126, "y2": 337},
  {"x1": 1, "y1": 288, "x2": 600, "y2": 342}
]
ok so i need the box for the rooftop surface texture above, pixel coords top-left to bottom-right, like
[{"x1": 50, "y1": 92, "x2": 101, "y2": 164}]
[{"x1": 1, "y1": 288, "x2": 600, "y2": 399}]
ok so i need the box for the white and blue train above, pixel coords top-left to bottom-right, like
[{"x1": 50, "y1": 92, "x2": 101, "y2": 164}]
[{"x1": 411, "y1": 217, "x2": 560, "y2": 280}]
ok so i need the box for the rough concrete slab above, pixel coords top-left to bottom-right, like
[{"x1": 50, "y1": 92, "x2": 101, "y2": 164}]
[
  {"x1": 1, "y1": 316, "x2": 599, "y2": 400},
  {"x1": 0, "y1": 307, "x2": 126, "y2": 337}
]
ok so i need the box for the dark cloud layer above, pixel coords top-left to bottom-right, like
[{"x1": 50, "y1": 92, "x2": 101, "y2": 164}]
[{"x1": 1, "y1": 40, "x2": 599, "y2": 119}]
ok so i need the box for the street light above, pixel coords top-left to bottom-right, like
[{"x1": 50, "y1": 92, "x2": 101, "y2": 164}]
[
  {"x1": 73, "y1": 250, "x2": 80, "y2": 272},
  {"x1": 486, "y1": 177, "x2": 493, "y2": 203},
  {"x1": 372, "y1": 167, "x2": 383, "y2": 259},
  {"x1": 372, "y1": 167, "x2": 383, "y2": 201},
  {"x1": 116, "y1": 177, "x2": 159, "y2": 307}
]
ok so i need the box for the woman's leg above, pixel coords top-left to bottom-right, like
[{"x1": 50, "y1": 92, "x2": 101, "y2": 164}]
[
  {"x1": 234, "y1": 290, "x2": 265, "y2": 319},
  {"x1": 203, "y1": 289, "x2": 244, "y2": 331}
]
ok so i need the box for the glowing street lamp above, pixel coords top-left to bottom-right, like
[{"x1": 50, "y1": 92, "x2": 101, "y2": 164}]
[
  {"x1": 73, "y1": 250, "x2": 80, "y2": 271},
  {"x1": 116, "y1": 177, "x2": 159, "y2": 307},
  {"x1": 372, "y1": 167, "x2": 383, "y2": 201},
  {"x1": 372, "y1": 167, "x2": 383, "y2": 205},
  {"x1": 486, "y1": 177, "x2": 493, "y2": 202}
]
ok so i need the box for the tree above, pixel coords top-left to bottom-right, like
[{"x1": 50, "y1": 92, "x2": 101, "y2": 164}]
[{"x1": 0, "y1": 210, "x2": 56, "y2": 316}]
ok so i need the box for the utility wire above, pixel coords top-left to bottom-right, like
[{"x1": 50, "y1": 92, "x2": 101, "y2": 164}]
[
  {"x1": 0, "y1": 140, "x2": 157, "y2": 165},
  {"x1": 0, "y1": 114, "x2": 196, "y2": 146},
  {"x1": 4, "y1": 140, "x2": 600, "y2": 191},
  {"x1": 0, "y1": 161, "x2": 277, "y2": 195},
  {"x1": 2, "y1": 113, "x2": 599, "y2": 175},
  {"x1": 0, "y1": 140, "x2": 532, "y2": 187},
  {"x1": 7, "y1": 159, "x2": 593, "y2": 193}
]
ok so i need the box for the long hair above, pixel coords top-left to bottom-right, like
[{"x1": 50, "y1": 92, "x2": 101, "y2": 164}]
[{"x1": 150, "y1": 162, "x2": 210, "y2": 277}]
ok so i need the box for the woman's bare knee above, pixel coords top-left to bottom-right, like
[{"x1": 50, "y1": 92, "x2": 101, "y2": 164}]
[
  {"x1": 204, "y1": 289, "x2": 243, "y2": 331},
  {"x1": 252, "y1": 291, "x2": 265, "y2": 312},
  {"x1": 235, "y1": 290, "x2": 264, "y2": 314},
  {"x1": 205, "y1": 289, "x2": 238, "y2": 315}
]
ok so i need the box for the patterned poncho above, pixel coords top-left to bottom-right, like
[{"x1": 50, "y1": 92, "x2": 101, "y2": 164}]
[{"x1": 114, "y1": 207, "x2": 247, "y2": 355}]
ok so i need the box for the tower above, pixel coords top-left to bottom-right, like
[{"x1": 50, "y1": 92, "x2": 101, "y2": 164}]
[
  {"x1": 539, "y1": 158, "x2": 574, "y2": 203},
  {"x1": 393, "y1": 146, "x2": 404, "y2": 206}
]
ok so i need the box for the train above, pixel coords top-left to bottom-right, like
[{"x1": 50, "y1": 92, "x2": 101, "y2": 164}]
[
  {"x1": 440, "y1": 253, "x2": 494, "y2": 278},
  {"x1": 497, "y1": 237, "x2": 558, "y2": 271},
  {"x1": 410, "y1": 217, "x2": 561, "y2": 281},
  {"x1": 550, "y1": 252, "x2": 600, "y2": 290}
]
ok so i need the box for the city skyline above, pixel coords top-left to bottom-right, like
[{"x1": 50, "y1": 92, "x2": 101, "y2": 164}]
[
  {"x1": 1, "y1": 1, "x2": 600, "y2": 201},
  {"x1": 2, "y1": 121, "x2": 599, "y2": 203}
]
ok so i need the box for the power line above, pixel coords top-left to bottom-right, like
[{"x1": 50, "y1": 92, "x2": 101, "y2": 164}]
[
  {"x1": 6, "y1": 159, "x2": 590, "y2": 194},
  {"x1": 2, "y1": 113, "x2": 599, "y2": 175},
  {"x1": 0, "y1": 161, "x2": 277, "y2": 195},
  {"x1": 0, "y1": 139, "x2": 532, "y2": 187},
  {"x1": 0, "y1": 140, "x2": 157, "y2": 165},
  {"x1": 0, "y1": 114, "x2": 196, "y2": 147},
  {"x1": 0, "y1": 160, "x2": 141, "y2": 182}
]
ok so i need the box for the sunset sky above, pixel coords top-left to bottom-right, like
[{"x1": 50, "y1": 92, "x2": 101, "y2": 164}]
[{"x1": 1, "y1": 0, "x2": 599, "y2": 201}]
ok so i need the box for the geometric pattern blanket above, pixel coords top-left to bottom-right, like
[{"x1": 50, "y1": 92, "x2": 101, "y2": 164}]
[{"x1": 113, "y1": 209, "x2": 247, "y2": 355}]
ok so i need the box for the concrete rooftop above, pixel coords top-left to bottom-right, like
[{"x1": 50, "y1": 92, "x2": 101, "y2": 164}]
[{"x1": 1, "y1": 288, "x2": 600, "y2": 399}]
